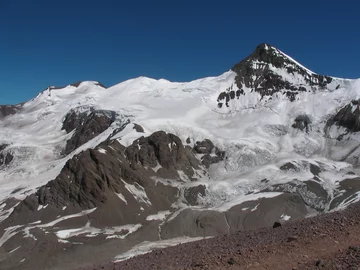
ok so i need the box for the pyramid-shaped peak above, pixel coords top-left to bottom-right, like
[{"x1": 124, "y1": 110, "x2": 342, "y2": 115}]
[
  {"x1": 255, "y1": 43, "x2": 276, "y2": 51},
  {"x1": 232, "y1": 43, "x2": 323, "y2": 77},
  {"x1": 227, "y1": 43, "x2": 333, "y2": 103},
  {"x1": 236, "y1": 43, "x2": 298, "y2": 69}
]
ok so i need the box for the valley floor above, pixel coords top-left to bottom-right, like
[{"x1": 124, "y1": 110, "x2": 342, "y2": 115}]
[{"x1": 81, "y1": 203, "x2": 360, "y2": 270}]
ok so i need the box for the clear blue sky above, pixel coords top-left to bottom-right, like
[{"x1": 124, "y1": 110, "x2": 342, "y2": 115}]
[{"x1": 0, "y1": 0, "x2": 359, "y2": 104}]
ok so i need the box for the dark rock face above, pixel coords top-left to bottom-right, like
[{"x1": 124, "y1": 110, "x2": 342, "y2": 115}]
[
  {"x1": 184, "y1": 185, "x2": 206, "y2": 205},
  {"x1": 217, "y1": 43, "x2": 332, "y2": 108},
  {"x1": 8, "y1": 132, "x2": 224, "y2": 227},
  {"x1": 2, "y1": 152, "x2": 13, "y2": 166},
  {"x1": 0, "y1": 104, "x2": 22, "y2": 118},
  {"x1": 280, "y1": 162, "x2": 298, "y2": 171},
  {"x1": 330, "y1": 178, "x2": 360, "y2": 210},
  {"x1": 0, "y1": 151, "x2": 13, "y2": 166},
  {"x1": 11, "y1": 138, "x2": 180, "y2": 226},
  {"x1": 292, "y1": 115, "x2": 312, "y2": 133},
  {"x1": 194, "y1": 139, "x2": 225, "y2": 168},
  {"x1": 0, "y1": 144, "x2": 8, "y2": 152},
  {"x1": 1, "y1": 132, "x2": 227, "y2": 268},
  {"x1": 327, "y1": 100, "x2": 360, "y2": 133},
  {"x1": 217, "y1": 86, "x2": 243, "y2": 108},
  {"x1": 62, "y1": 108, "x2": 117, "y2": 155},
  {"x1": 266, "y1": 179, "x2": 330, "y2": 212},
  {"x1": 232, "y1": 44, "x2": 332, "y2": 92},
  {"x1": 0, "y1": 145, "x2": 13, "y2": 166},
  {"x1": 194, "y1": 139, "x2": 214, "y2": 154},
  {"x1": 126, "y1": 131, "x2": 203, "y2": 179},
  {"x1": 11, "y1": 132, "x2": 221, "y2": 218},
  {"x1": 273, "y1": 221, "x2": 282, "y2": 228},
  {"x1": 200, "y1": 149, "x2": 225, "y2": 168},
  {"x1": 133, "y1": 123, "x2": 144, "y2": 133}
]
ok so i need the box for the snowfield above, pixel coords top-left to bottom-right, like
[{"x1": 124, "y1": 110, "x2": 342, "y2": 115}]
[{"x1": 1, "y1": 66, "x2": 360, "y2": 215}]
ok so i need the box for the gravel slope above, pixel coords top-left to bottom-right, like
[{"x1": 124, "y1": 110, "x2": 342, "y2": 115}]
[{"x1": 81, "y1": 202, "x2": 360, "y2": 270}]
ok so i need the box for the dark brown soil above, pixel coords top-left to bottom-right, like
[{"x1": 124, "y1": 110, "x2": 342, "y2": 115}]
[{"x1": 81, "y1": 202, "x2": 360, "y2": 270}]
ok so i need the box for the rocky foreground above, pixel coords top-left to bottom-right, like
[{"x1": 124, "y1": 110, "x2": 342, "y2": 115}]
[{"x1": 82, "y1": 202, "x2": 360, "y2": 270}]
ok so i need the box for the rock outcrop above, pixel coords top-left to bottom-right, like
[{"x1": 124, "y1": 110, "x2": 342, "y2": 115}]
[
  {"x1": 0, "y1": 104, "x2": 22, "y2": 118},
  {"x1": 0, "y1": 145, "x2": 13, "y2": 166},
  {"x1": 193, "y1": 139, "x2": 225, "y2": 168},
  {"x1": 125, "y1": 131, "x2": 205, "y2": 180},
  {"x1": 217, "y1": 43, "x2": 333, "y2": 107},
  {"x1": 232, "y1": 44, "x2": 332, "y2": 96},
  {"x1": 292, "y1": 114, "x2": 312, "y2": 133},
  {"x1": 8, "y1": 132, "x2": 224, "y2": 226},
  {"x1": 327, "y1": 100, "x2": 360, "y2": 133},
  {"x1": 62, "y1": 108, "x2": 118, "y2": 155}
]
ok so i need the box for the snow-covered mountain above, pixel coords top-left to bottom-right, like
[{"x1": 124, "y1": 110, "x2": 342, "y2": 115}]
[{"x1": 1, "y1": 43, "x2": 360, "y2": 270}]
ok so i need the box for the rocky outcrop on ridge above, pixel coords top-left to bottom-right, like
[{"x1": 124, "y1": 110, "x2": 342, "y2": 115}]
[
  {"x1": 7, "y1": 132, "x2": 224, "y2": 226},
  {"x1": 326, "y1": 99, "x2": 360, "y2": 134},
  {"x1": 217, "y1": 43, "x2": 333, "y2": 108},
  {"x1": 0, "y1": 145, "x2": 13, "y2": 166},
  {"x1": 61, "y1": 108, "x2": 118, "y2": 155},
  {"x1": 125, "y1": 131, "x2": 204, "y2": 180},
  {"x1": 193, "y1": 139, "x2": 225, "y2": 168},
  {"x1": 0, "y1": 104, "x2": 22, "y2": 119}
]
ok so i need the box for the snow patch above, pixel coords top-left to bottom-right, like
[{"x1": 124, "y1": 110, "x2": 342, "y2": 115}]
[
  {"x1": 280, "y1": 214, "x2": 291, "y2": 221},
  {"x1": 55, "y1": 222, "x2": 142, "y2": 240},
  {"x1": 115, "y1": 193, "x2": 127, "y2": 204},
  {"x1": 145, "y1": 211, "x2": 171, "y2": 221},
  {"x1": 98, "y1": 148, "x2": 107, "y2": 154},
  {"x1": 122, "y1": 180, "x2": 151, "y2": 206},
  {"x1": 114, "y1": 236, "x2": 210, "y2": 262}
]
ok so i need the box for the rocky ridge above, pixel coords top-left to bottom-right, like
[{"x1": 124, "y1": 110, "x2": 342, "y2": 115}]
[{"x1": 217, "y1": 43, "x2": 334, "y2": 108}]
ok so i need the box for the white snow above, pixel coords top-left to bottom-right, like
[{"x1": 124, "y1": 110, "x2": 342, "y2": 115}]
[
  {"x1": 0, "y1": 208, "x2": 97, "y2": 247},
  {"x1": 152, "y1": 162, "x2": 162, "y2": 173},
  {"x1": 55, "y1": 222, "x2": 142, "y2": 239},
  {"x1": 250, "y1": 203, "x2": 260, "y2": 212},
  {"x1": 332, "y1": 191, "x2": 360, "y2": 211},
  {"x1": 37, "y1": 204, "x2": 48, "y2": 211},
  {"x1": 98, "y1": 148, "x2": 107, "y2": 154},
  {"x1": 114, "y1": 236, "x2": 210, "y2": 262},
  {"x1": 122, "y1": 180, "x2": 151, "y2": 206},
  {"x1": 145, "y1": 211, "x2": 171, "y2": 221},
  {"x1": 280, "y1": 214, "x2": 291, "y2": 221},
  {"x1": 212, "y1": 192, "x2": 282, "y2": 212},
  {"x1": 0, "y1": 225, "x2": 23, "y2": 247},
  {"x1": 115, "y1": 192, "x2": 127, "y2": 204},
  {"x1": 58, "y1": 239, "x2": 70, "y2": 244},
  {"x1": 8, "y1": 246, "x2": 21, "y2": 253}
]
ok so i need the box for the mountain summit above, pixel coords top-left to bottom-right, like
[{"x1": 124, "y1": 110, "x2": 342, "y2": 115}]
[
  {"x1": 217, "y1": 44, "x2": 337, "y2": 109},
  {"x1": 0, "y1": 44, "x2": 360, "y2": 270}
]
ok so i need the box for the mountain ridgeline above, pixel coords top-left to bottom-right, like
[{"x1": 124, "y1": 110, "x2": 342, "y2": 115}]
[{"x1": 0, "y1": 44, "x2": 359, "y2": 270}]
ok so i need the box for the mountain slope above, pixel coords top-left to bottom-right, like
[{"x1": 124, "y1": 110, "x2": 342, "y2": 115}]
[{"x1": 0, "y1": 44, "x2": 360, "y2": 269}]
